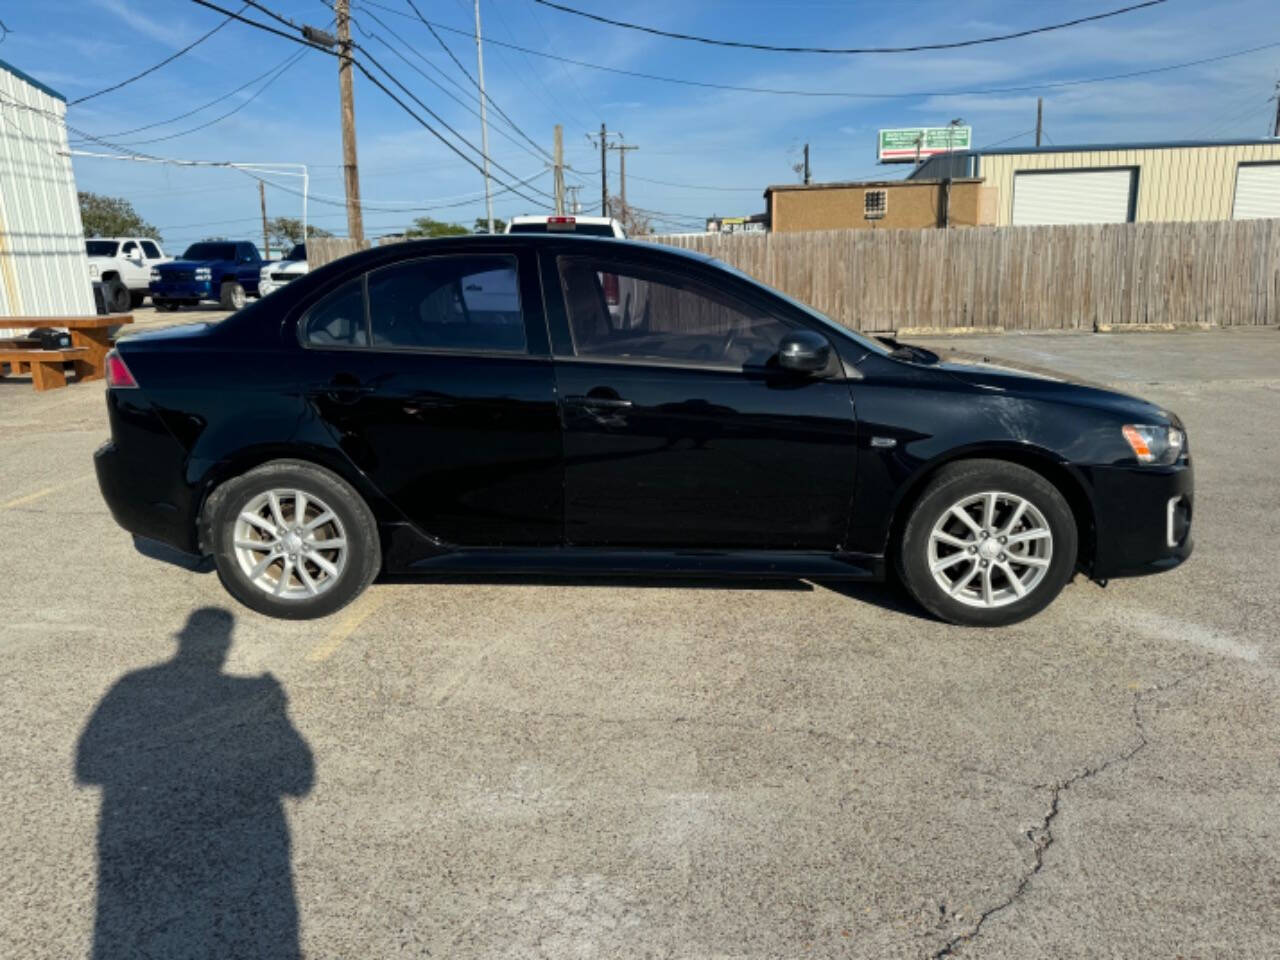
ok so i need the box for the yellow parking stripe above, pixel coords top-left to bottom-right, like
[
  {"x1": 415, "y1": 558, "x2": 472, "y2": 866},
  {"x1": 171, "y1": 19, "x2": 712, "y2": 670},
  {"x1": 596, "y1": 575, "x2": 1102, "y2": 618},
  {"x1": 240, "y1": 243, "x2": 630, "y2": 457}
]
[
  {"x1": 1, "y1": 473, "x2": 94, "y2": 510},
  {"x1": 306, "y1": 591, "x2": 384, "y2": 663}
]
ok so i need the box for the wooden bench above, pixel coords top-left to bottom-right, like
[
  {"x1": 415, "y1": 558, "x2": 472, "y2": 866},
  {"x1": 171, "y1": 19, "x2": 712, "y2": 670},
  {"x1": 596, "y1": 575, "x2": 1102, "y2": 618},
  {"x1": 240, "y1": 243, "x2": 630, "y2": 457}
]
[{"x1": 0, "y1": 347, "x2": 89, "y2": 391}]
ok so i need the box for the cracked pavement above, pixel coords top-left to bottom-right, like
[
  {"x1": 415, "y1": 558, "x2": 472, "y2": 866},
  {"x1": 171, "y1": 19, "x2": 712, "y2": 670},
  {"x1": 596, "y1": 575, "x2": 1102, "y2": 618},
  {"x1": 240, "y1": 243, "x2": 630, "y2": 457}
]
[{"x1": 2, "y1": 328, "x2": 1278, "y2": 958}]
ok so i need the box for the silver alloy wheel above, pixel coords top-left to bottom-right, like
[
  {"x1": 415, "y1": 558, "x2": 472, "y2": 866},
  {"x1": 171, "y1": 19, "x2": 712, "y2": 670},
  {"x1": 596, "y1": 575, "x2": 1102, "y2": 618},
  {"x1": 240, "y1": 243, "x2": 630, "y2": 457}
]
[
  {"x1": 230, "y1": 285, "x2": 246, "y2": 309},
  {"x1": 927, "y1": 490, "x2": 1053, "y2": 609},
  {"x1": 232, "y1": 488, "x2": 348, "y2": 600}
]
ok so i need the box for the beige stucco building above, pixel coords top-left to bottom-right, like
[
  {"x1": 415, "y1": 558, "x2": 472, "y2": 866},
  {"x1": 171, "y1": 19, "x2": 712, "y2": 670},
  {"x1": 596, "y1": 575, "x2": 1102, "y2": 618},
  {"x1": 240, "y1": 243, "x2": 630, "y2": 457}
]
[
  {"x1": 763, "y1": 178, "x2": 992, "y2": 233},
  {"x1": 910, "y1": 139, "x2": 1280, "y2": 226}
]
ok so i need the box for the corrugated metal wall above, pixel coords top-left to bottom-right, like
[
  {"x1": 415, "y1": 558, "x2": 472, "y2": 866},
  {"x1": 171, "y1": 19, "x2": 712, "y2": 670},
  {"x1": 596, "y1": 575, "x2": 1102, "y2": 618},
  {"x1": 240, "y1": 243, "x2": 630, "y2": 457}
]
[
  {"x1": 0, "y1": 63, "x2": 94, "y2": 321},
  {"x1": 980, "y1": 143, "x2": 1280, "y2": 226}
]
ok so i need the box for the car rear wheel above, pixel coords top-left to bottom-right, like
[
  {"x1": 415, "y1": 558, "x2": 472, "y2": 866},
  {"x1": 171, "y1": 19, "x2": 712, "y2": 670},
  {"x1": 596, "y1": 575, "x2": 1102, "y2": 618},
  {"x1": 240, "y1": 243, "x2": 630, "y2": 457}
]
[
  {"x1": 896, "y1": 460, "x2": 1077, "y2": 627},
  {"x1": 207, "y1": 461, "x2": 380, "y2": 620},
  {"x1": 219, "y1": 281, "x2": 247, "y2": 311},
  {"x1": 104, "y1": 278, "x2": 130, "y2": 313}
]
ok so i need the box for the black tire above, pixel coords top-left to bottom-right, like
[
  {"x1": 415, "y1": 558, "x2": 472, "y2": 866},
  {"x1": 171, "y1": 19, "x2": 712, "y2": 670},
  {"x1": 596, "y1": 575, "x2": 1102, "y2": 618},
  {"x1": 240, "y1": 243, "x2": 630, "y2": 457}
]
[
  {"x1": 153, "y1": 298, "x2": 177, "y2": 312},
  {"x1": 104, "y1": 277, "x2": 130, "y2": 313},
  {"x1": 896, "y1": 459, "x2": 1078, "y2": 627},
  {"x1": 129, "y1": 290, "x2": 146, "y2": 309},
  {"x1": 219, "y1": 281, "x2": 247, "y2": 311},
  {"x1": 206, "y1": 460, "x2": 380, "y2": 620}
]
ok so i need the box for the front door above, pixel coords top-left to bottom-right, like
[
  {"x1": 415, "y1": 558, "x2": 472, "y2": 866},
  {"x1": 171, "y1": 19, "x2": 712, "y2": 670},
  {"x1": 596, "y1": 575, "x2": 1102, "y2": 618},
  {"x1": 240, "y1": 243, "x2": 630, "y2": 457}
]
[
  {"x1": 547, "y1": 252, "x2": 858, "y2": 550},
  {"x1": 297, "y1": 249, "x2": 561, "y2": 546}
]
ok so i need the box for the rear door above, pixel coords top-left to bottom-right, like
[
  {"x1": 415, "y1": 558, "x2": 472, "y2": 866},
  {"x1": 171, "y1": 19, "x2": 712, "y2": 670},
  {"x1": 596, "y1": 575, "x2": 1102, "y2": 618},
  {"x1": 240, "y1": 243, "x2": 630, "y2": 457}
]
[
  {"x1": 542, "y1": 248, "x2": 858, "y2": 550},
  {"x1": 296, "y1": 247, "x2": 562, "y2": 546}
]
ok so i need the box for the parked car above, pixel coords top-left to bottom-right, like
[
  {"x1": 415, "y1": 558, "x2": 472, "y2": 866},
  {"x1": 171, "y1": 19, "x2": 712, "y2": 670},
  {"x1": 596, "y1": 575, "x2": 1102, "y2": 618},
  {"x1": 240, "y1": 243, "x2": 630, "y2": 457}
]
[
  {"x1": 85, "y1": 237, "x2": 169, "y2": 312},
  {"x1": 259, "y1": 243, "x2": 309, "y2": 297},
  {"x1": 94, "y1": 236, "x2": 1192, "y2": 624},
  {"x1": 506, "y1": 214, "x2": 626, "y2": 238},
  {"x1": 149, "y1": 241, "x2": 263, "y2": 311}
]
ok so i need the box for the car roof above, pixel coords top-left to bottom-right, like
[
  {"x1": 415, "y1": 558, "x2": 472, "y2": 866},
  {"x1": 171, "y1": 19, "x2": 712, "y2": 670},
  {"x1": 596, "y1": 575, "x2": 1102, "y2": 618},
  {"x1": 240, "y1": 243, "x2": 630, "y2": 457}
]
[
  {"x1": 331, "y1": 232, "x2": 717, "y2": 269},
  {"x1": 508, "y1": 214, "x2": 617, "y2": 225}
]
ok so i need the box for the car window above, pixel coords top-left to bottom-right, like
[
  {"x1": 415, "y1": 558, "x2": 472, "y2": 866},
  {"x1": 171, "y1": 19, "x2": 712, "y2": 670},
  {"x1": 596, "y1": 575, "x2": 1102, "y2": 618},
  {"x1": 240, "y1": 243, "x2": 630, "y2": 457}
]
[
  {"x1": 302, "y1": 278, "x2": 368, "y2": 348},
  {"x1": 120, "y1": 241, "x2": 138, "y2": 257},
  {"x1": 86, "y1": 240, "x2": 118, "y2": 257},
  {"x1": 183, "y1": 243, "x2": 236, "y2": 260},
  {"x1": 557, "y1": 257, "x2": 793, "y2": 368},
  {"x1": 140, "y1": 241, "x2": 162, "y2": 259},
  {"x1": 367, "y1": 255, "x2": 525, "y2": 353}
]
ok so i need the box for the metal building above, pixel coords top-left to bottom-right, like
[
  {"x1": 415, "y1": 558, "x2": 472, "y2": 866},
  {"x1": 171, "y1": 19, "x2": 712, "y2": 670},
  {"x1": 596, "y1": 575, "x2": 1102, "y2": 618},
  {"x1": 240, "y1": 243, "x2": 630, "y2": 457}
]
[
  {"x1": 909, "y1": 139, "x2": 1280, "y2": 227},
  {"x1": 0, "y1": 59, "x2": 94, "y2": 319}
]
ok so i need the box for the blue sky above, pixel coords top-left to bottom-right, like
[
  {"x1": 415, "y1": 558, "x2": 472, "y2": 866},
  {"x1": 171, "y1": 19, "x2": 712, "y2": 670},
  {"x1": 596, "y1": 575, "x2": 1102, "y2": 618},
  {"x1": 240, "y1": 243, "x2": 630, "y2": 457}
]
[{"x1": 3, "y1": 0, "x2": 1280, "y2": 248}]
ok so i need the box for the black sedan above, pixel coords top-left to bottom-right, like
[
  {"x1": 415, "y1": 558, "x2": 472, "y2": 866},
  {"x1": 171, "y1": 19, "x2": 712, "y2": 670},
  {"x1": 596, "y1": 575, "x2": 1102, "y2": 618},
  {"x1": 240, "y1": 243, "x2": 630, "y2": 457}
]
[{"x1": 94, "y1": 235, "x2": 1192, "y2": 626}]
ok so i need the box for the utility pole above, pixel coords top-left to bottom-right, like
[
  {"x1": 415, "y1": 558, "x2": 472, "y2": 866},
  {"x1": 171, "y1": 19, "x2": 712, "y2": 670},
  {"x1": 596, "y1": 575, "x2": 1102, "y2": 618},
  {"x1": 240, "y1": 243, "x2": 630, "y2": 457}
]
[
  {"x1": 565, "y1": 184, "x2": 582, "y2": 214},
  {"x1": 335, "y1": 0, "x2": 363, "y2": 244},
  {"x1": 608, "y1": 139, "x2": 639, "y2": 211},
  {"x1": 598, "y1": 122, "x2": 608, "y2": 216},
  {"x1": 258, "y1": 179, "x2": 270, "y2": 259},
  {"x1": 803, "y1": 143, "x2": 810, "y2": 184},
  {"x1": 1273, "y1": 82, "x2": 1280, "y2": 137},
  {"x1": 474, "y1": 0, "x2": 494, "y2": 234},
  {"x1": 1036, "y1": 97, "x2": 1044, "y2": 147},
  {"x1": 553, "y1": 124, "x2": 565, "y2": 215}
]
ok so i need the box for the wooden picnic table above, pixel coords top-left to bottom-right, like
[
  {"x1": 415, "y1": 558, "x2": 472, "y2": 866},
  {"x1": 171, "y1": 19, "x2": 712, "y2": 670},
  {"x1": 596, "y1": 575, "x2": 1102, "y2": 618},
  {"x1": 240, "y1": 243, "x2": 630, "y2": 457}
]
[{"x1": 0, "y1": 314, "x2": 132, "y2": 384}]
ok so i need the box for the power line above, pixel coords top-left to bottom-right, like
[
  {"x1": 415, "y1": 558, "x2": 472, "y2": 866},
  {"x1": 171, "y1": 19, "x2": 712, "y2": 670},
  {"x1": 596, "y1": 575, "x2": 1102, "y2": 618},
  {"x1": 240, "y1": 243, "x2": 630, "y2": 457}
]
[
  {"x1": 188, "y1": 0, "x2": 550, "y2": 207},
  {"x1": 621, "y1": 173, "x2": 762, "y2": 192},
  {"x1": 358, "y1": 3, "x2": 1280, "y2": 103},
  {"x1": 531, "y1": 0, "x2": 1166, "y2": 55},
  {"x1": 70, "y1": 4, "x2": 248, "y2": 106}
]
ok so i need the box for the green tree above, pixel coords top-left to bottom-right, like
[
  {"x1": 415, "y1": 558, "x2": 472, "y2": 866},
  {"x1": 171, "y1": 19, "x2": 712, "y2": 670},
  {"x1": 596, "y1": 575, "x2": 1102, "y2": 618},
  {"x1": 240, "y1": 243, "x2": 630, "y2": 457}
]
[
  {"x1": 473, "y1": 216, "x2": 507, "y2": 234},
  {"x1": 266, "y1": 217, "x2": 333, "y2": 250},
  {"x1": 403, "y1": 216, "x2": 469, "y2": 239},
  {"x1": 79, "y1": 192, "x2": 160, "y2": 241}
]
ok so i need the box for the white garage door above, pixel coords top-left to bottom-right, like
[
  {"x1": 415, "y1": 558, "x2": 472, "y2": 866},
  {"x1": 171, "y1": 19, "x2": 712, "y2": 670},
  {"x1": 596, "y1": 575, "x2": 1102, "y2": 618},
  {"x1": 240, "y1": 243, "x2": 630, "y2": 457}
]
[
  {"x1": 1012, "y1": 169, "x2": 1135, "y2": 225},
  {"x1": 1233, "y1": 164, "x2": 1280, "y2": 219}
]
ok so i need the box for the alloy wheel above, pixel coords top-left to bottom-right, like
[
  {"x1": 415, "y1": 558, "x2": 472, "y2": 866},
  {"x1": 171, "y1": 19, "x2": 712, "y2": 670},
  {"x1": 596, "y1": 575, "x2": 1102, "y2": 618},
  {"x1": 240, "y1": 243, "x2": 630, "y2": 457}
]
[
  {"x1": 927, "y1": 490, "x2": 1053, "y2": 609},
  {"x1": 232, "y1": 488, "x2": 348, "y2": 599}
]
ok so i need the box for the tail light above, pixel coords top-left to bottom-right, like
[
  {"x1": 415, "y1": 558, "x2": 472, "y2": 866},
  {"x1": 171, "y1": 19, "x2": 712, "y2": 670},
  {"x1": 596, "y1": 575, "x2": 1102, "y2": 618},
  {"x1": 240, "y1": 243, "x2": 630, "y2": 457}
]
[
  {"x1": 105, "y1": 350, "x2": 138, "y2": 388},
  {"x1": 546, "y1": 216, "x2": 576, "y2": 232},
  {"x1": 602, "y1": 272, "x2": 620, "y2": 306}
]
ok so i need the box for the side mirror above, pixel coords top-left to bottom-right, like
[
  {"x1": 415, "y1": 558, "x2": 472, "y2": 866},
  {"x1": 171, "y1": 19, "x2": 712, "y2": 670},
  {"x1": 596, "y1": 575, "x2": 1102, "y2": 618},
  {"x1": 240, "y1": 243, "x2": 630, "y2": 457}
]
[{"x1": 777, "y1": 330, "x2": 831, "y2": 374}]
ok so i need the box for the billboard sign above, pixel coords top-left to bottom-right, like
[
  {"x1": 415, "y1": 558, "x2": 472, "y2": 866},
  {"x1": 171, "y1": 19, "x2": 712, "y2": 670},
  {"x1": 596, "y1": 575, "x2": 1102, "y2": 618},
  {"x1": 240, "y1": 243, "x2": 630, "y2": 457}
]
[{"x1": 878, "y1": 126, "x2": 972, "y2": 163}]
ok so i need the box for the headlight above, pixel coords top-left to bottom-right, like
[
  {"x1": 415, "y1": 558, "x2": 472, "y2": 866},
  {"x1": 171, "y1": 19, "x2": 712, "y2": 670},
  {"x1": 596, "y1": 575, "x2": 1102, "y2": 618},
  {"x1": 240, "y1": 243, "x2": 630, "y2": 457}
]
[
  {"x1": 194, "y1": 267, "x2": 212, "y2": 280},
  {"x1": 89, "y1": 264, "x2": 99, "y2": 277},
  {"x1": 1122, "y1": 424, "x2": 1185, "y2": 465},
  {"x1": 149, "y1": 268, "x2": 160, "y2": 281}
]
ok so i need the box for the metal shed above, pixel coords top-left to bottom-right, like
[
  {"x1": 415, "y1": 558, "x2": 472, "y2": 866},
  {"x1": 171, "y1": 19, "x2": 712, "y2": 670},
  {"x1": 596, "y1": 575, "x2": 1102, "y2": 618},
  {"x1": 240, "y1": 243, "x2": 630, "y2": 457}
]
[{"x1": 0, "y1": 58, "x2": 94, "y2": 321}]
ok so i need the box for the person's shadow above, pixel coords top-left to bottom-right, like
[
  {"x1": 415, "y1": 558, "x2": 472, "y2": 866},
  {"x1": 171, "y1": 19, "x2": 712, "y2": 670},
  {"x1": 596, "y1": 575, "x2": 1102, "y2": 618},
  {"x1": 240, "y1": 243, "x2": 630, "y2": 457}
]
[{"x1": 75, "y1": 608, "x2": 313, "y2": 959}]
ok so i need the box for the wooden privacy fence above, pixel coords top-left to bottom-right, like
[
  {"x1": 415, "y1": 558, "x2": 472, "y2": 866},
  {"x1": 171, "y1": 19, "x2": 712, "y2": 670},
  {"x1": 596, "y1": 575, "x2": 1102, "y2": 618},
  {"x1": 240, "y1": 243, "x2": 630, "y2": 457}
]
[
  {"x1": 644, "y1": 219, "x2": 1280, "y2": 332},
  {"x1": 307, "y1": 235, "x2": 405, "y2": 268}
]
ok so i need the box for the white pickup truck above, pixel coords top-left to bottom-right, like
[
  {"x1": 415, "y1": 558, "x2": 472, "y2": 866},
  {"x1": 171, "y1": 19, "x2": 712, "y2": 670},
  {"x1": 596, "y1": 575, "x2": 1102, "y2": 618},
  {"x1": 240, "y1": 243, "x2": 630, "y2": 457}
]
[{"x1": 86, "y1": 237, "x2": 170, "y2": 312}]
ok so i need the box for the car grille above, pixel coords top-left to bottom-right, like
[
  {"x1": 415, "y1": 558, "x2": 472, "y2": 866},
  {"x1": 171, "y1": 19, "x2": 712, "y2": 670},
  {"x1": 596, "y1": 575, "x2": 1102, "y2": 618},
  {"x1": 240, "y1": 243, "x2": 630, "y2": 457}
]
[
  {"x1": 270, "y1": 272, "x2": 297, "y2": 282},
  {"x1": 163, "y1": 269, "x2": 194, "y2": 282}
]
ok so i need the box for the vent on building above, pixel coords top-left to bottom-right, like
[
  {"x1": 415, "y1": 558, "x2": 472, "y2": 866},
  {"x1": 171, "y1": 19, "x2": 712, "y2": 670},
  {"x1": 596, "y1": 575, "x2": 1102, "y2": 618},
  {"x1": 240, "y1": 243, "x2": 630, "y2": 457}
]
[{"x1": 864, "y1": 189, "x2": 887, "y2": 220}]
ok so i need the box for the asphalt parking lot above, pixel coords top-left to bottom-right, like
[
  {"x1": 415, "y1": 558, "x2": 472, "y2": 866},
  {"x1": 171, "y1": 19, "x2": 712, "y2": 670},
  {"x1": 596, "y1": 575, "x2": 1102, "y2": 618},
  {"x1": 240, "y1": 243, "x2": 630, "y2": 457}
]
[{"x1": 1, "y1": 326, "x2": 1277, "y2": 958}]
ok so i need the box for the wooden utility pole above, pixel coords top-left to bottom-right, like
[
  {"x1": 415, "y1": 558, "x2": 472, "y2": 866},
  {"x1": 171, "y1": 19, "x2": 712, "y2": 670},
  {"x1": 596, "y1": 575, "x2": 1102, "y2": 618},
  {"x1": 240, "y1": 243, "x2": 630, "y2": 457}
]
[
  {"x1": 258, "y1": 180, "x2": 270, "y2": 259},
  {"x1": 335, "y1": 0, "x2": 364, "y2": 244},
  {"x1": 598, "y1": 122, "x2": 607, "y2": 216},
  {"x1": 1036, "y1": 97, "x2": 1044, "y2": 147},
  {"x1": 608, "y1": 140, "x2": 639, "y2": 211},
  {"x1": 553, "y1": 124, "x2": 565, "y2": 215}
]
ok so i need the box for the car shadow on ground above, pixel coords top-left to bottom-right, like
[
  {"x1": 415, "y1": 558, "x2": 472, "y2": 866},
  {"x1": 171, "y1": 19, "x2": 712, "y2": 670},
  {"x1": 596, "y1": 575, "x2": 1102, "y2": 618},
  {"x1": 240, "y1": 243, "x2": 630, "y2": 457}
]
[{"x1": 75, "y1": 607, "x2": 313, "y2": 960}]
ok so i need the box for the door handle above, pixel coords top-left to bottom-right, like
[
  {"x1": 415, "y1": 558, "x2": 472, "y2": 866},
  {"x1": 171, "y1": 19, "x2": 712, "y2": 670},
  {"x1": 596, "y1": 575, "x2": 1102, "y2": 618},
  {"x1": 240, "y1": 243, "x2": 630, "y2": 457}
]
[{"x1": 564, "y1": 394, "x2": 633, "y2": 410}]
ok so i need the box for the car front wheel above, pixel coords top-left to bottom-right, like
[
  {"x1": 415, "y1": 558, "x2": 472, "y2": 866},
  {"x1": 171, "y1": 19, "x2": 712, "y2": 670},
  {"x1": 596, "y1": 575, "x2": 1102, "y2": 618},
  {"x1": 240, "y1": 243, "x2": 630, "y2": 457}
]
[
  {"x1": 219, "y1": 281, "x2": 247, "y2": 310},
  {"x1": 104, "y1": 278, "x2": 130, "y2": 313},
  {"x1": 897, "y1": 460, "x2": 1077, "y2": 627},
  {"x1": 207, "y1": 461, "x2": 380, "y2": 620}
]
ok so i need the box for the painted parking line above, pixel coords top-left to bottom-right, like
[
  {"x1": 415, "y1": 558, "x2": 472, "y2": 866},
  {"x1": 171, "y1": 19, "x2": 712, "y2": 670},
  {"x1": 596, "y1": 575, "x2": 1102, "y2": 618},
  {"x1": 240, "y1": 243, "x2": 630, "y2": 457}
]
[
  {"x1": 306, "y1": 591, "x2": 385, "y2": 663},
  {"x1": 1, "y1": 473, "x2": 95, "y2": 511}
]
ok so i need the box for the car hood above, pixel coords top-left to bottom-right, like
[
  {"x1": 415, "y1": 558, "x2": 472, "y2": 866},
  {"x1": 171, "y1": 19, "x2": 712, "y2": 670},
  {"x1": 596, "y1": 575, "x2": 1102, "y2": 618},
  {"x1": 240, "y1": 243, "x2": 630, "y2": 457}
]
[
  {"x1": 934, "y1": 352, "x2": 1174, "y2": 424},
  {"x1": 157, "y1": 259, "x2": 226, "y2": 271},
  {"x1": 264, "y1": 259, "x2": 308, "y2": 275}
]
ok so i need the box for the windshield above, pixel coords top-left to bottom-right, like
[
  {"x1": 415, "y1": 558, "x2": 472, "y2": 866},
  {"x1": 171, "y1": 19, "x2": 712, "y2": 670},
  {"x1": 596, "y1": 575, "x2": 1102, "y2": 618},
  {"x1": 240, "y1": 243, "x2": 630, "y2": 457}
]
[
  {"x1": 86, "y1": 240, "x2": 118, "y2": 257},
  {"x1": 181, "y1": 242, "x2": 237, "y2": 261},
  {"x1": 285, "y1": 243, "x2": 306, "y2": 261},
  {"x1": 710, "y1": 259, "x2": 892, "y2": 357}
]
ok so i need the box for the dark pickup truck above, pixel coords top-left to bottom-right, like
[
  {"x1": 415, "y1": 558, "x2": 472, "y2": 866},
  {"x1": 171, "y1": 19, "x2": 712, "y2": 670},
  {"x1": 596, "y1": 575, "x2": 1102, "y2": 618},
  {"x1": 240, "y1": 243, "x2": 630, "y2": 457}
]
[{"x1": 150, "y1": 241, "x2": 263, "y2": 311}]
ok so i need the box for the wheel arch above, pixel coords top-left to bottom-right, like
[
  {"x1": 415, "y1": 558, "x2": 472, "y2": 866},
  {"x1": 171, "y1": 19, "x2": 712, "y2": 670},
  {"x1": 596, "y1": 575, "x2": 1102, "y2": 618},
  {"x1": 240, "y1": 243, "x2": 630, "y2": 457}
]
[
  {"x1": 884, "y1": 443, "x2": 1098, "y2": 573},
  {"x1": 100, "y1": 270, "x2": 120, "y2": 283}
]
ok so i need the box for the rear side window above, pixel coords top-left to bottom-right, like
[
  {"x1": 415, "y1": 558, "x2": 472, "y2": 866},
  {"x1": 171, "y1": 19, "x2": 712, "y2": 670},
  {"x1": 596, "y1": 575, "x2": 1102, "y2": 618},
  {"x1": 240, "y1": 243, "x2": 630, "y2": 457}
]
[
  {"x1": 367, "y1": 255, "x2": 525, "y2": 353},
  {"x1": 303, "y1": 278, "x2": 368, "y2": 348}
]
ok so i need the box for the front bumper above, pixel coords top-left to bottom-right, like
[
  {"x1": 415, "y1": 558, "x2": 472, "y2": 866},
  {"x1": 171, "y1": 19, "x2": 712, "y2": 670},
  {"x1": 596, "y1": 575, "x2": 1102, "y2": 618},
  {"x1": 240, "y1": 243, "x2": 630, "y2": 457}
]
[
  {"x1": 149, "y1": 279, "x2": 214, "y2": 301},
  {"x1": 1084, "y1": 460, "x2": 1194, "y2": 579}
]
